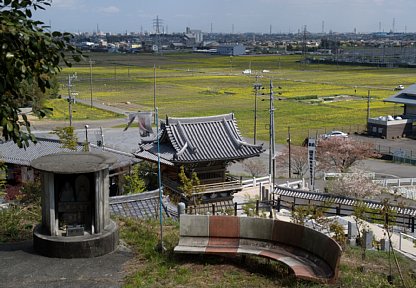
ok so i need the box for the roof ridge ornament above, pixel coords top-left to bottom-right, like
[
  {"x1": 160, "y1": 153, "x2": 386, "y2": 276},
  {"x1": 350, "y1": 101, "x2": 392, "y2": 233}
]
[
  {"x1": 222, "y1": 118, "x2": 263, "y2": 149},
  {"x1": 222, "y1": 118, "x2": 243, "y2": 148},
  {"x1": 177, "y1": 121, "x2": 197, "y2": 153}
]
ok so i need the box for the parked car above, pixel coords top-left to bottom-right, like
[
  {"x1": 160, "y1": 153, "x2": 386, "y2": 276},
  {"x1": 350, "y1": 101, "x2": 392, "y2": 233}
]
[
  {"x1": 323, "y1": 130, "x2": 348, "y2": 139},
  {"x1": 394, "y1": 85, "x2": 405, "y2": 90}
]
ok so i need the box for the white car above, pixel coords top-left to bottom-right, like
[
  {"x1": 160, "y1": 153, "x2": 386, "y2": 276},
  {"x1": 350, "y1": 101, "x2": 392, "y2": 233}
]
[
  {"x1": 394, "y1": 85, "x2": 405, "y2": 90},
  {"x1": 323, "y1": 130, "x2": 348, "y2": 139}
]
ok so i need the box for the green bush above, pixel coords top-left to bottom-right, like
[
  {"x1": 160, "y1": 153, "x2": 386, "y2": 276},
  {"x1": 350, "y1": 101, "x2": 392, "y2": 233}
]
[{"x1": 0, "y1": 204, "x2": 41, "y2": 243}]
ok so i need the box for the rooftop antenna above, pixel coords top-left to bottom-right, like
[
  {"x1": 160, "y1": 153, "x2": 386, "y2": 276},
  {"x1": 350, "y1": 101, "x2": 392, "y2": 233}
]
[
  {"x1": 392, "y1": 18, "x2": 395, "y2": 33},
  {"x1": 211, "y1": 22, "x2": 213, "y2": 33},
  {"x1": 322, "y1": 20, "x2": 324, "y2": 34},
  {"x1": 270, "y1": 24, "x2": 272, "y2": 35},
  {"x1": 379, "y1": 21, "x2": 381, "y2": 33}
]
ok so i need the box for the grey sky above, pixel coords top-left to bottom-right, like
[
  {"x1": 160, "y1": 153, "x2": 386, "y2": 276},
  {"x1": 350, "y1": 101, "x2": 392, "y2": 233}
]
[{"x1": 34, "y1": 0, "x2": 416, "y2": 34}]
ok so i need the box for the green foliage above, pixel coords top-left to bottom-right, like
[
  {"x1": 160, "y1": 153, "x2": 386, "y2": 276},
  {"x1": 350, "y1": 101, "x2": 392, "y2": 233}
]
[
  {"x1": 242, "y1": 195, "x2": 259, "y2": 217},
  {"x1": 44, "y1": 99, "x2": 123, "y2": 121},
  {"x1": 291, "y1": 205, "x2": 313, "y2": 225},
  {"x1": 0, "y1": 180, "x2": 42, "y2": 243},
  {"x1": 0, "y1": 0, "x2": 82, "y2": 148},
  {"x1": 122, "y1": 164, "x2": 146, "y2": 194},
  {"x1": 178, "y1": 166, "x2": 201, "y2": 205},
  {"x1": 330, "y1": 221, "x2": 347, "y2": 249},
  {"x1": 50, "y1": 126, "x2": 78, "y2": 150},
  {"x1": 0, "y1": 203, "x2": 41, "y2": 243},
  {"x1": 135, "y1": 161, "x2": 158, "y2": 190},
  {"x1": 17, "y1": 179, "x2": 41, "y2": 205}
]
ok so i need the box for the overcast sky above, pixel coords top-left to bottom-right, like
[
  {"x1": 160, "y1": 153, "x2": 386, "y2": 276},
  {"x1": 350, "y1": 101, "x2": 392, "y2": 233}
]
[{"x1": 34, "y1": 0, "x2": 416, "y2": 34}]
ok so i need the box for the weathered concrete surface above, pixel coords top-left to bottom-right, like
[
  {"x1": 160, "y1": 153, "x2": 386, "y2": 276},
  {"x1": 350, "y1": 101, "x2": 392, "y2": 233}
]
[
  {"x1": 0, "y1": 240, "x2": 132, "y2": 288},
  {"x1": 179, "y1": 214, "x2": 208, "y2": 237}
]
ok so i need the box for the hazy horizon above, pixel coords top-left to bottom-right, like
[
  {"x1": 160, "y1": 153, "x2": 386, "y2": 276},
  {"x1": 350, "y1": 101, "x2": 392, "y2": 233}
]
[{"x1": 34, "y1": 0, "x2": 416, "y2": 35}]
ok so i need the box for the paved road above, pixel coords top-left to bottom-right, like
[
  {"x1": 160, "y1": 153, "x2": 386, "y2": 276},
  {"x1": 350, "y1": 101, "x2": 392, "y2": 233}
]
[{"x1": 0, "y1": 240, "x2": 133, "y2": 288}]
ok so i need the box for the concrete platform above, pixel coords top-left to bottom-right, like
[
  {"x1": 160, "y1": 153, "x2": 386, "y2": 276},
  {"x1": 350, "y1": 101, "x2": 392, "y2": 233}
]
[
  {"x1": 33, "y1": 220, "x2": 119, "y2": 258},
  {"x1": 0, "y1": 240, "x2": 132, "y2": 288}
]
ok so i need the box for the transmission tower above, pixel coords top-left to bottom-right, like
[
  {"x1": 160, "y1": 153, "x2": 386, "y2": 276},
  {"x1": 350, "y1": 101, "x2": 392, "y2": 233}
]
[{"x1": 153, "y1": 16, "x2": 163, "y2": 34}]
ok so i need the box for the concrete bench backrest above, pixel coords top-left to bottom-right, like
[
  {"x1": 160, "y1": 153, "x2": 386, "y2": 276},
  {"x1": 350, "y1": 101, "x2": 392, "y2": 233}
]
[
  {"x1": 271, "y1": 220, "x2": 341, "y2": 272},
  {"x1": 179, "y1": 214, "x2": 341, "y2": 272}
]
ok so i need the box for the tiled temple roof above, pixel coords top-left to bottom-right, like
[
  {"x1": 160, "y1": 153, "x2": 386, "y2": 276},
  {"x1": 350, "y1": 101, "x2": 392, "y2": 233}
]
[
  {"x1": 0, "y1": 137, "x2": 139, "y2": 170},
  {"x1": 135, "y1": 113, "x2": 264, "y2": 164},
  {"x1": 109, "y1": 190, "x2": 177, "y2": 219}
]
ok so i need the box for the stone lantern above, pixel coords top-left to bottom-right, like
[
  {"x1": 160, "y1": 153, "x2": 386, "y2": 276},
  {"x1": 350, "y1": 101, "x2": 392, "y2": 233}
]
[{"x1": 32, "y1": 152, "x2": 118, "y2": 258}]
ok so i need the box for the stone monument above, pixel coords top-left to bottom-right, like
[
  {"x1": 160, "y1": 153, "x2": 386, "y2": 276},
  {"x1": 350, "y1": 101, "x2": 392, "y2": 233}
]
[{"x1": 32, "y1": 152, "x2": 119, "y2": 258}]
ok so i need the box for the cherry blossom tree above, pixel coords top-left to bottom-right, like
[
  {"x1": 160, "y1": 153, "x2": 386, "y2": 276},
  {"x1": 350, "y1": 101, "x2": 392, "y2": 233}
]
[
  {"x1": 317, "y1": 138, "x2": 380, "y2": 173},
  {"x1": 242, "y1": 158, "x2": 267, "y2": 177},
  {"x1": 276, "y1": 145, "x2": 308, "y2": 178},
  {"x1": 326, "y1": 173, "x2": 383, "y2": 199}
]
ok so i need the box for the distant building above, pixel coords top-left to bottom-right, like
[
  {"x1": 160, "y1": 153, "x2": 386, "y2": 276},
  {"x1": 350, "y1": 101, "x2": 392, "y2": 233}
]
[
  {"x1": 185, "y1": 27, "x2": 203, "y2": 46},
  {"x1": 217, "y1": 44, "x2": 246, "y2": 56},
  {"x1": 367, "y1": 84, "x2": 416, "y2": 139}
]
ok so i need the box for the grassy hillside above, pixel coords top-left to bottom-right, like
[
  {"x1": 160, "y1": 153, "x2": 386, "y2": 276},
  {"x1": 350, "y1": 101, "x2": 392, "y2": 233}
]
[{"x1": 119, "y1": 217, "x2": 416, "y2": 288}]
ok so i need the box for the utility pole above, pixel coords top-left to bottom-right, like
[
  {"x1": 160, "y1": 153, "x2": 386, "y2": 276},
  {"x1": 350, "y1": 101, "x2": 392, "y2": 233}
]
[
  {"x1": 89, "y1": 59, "x2": 94, "y2": 108},
  {"x1": 253, "y1": 75, "x2": 262, "y2": 145},
  {"x1": 153, "y1": 64, "x2": 157, "y2": 124},
  {"x1": 367, "y1": 90, "x2": 371, "y2": 132},
  {"x1": 268, "y1": 80, "x2": 276, "y2": 192},
  {"x1": 288, "y1": 126, "x2": 292, "y2": 178},
  {"x1": 367, "y1": 90, "x2": 371, "y2": 120}
]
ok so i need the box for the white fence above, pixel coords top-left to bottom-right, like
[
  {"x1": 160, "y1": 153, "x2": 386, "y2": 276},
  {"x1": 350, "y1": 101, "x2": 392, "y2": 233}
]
[
  {"x1": 373, "y1": 178, "x2": 416, "y2": 187},
  {"x1": 277, "y1": 180, "x2": 306, "y2": 190},
  {"x1": 241, "y1": 175, "x2": 271, "y2": 188},
  {"x1": 399, "y1": 233, "x2": 416, "y2": 258},
  {"x1": 324, "y1": 172, "x2": 376, "y2": 180},
  {"x1": 241, "y1": 176, "x2": 307, "y2": 191},
  {"x1": 373, "y1": 178, "x2": 416, "y2": 200}
]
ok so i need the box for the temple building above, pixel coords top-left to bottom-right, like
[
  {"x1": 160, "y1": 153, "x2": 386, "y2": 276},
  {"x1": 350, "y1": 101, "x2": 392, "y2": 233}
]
[{"x1": 134, "y1": 113, "x2": 264, "y2": 204}]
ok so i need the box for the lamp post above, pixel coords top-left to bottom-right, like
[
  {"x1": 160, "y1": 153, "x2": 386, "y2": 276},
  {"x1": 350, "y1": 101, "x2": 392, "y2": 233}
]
[
  {"x1": 253, "y1": 75, "x2": 263, "y2": 145},
  {"x1": 67, "y1": 73, "x2": 77, "y2": 127},
  {"x1": 84, "y1": 124, "x2": 89, "y2": 152}
]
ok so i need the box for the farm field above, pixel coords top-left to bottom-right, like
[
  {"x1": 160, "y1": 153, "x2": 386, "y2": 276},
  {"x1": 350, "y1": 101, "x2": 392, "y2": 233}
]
[{"x1": 55, "y1": 52, "x2": 416, "y2": 144}]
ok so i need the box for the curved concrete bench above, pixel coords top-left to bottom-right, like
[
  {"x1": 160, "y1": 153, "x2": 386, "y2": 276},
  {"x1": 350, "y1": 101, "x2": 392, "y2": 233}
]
[{"x1": 174, "y1": 215, "x2": 342, "y2": 284}]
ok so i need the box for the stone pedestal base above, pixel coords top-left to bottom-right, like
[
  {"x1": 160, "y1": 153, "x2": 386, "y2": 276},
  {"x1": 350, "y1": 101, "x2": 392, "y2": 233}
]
[{"x1": 33, "y1": 220, "x2": 118, "y2": 258}]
